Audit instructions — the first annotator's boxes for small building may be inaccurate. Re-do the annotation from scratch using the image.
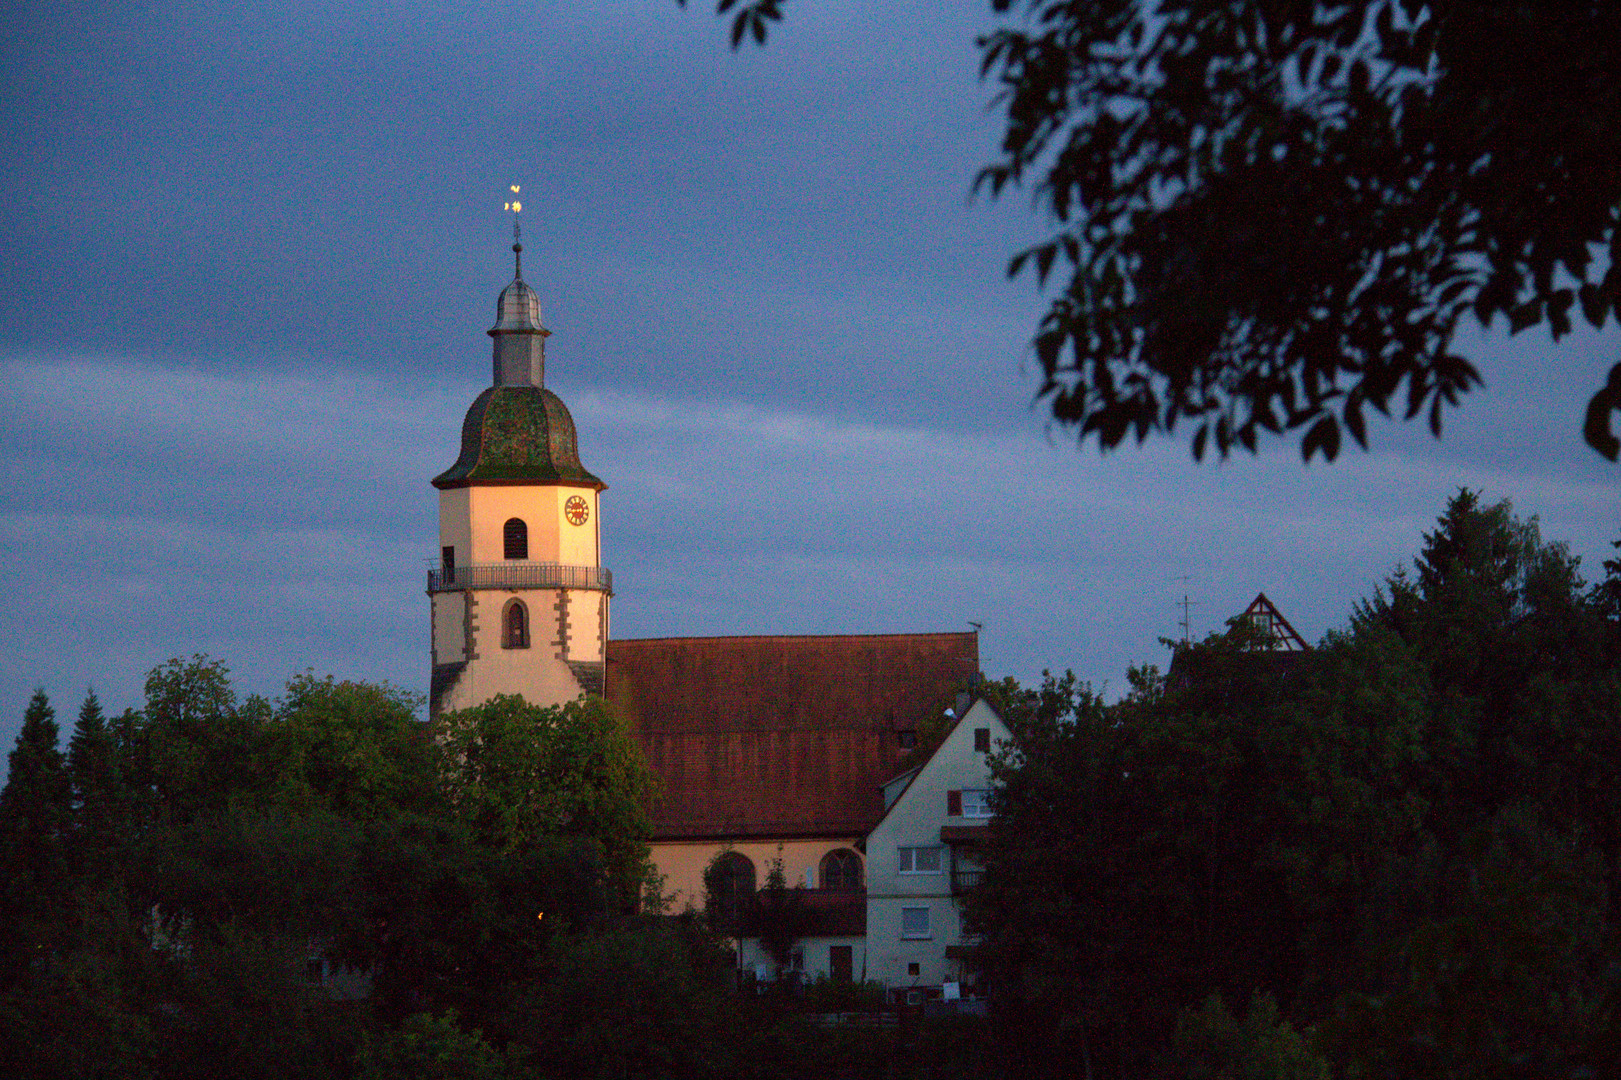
[864,697,1009,1000]
[1167,592,1313,695]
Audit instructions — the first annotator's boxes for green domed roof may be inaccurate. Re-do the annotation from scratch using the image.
[432,385,604,489]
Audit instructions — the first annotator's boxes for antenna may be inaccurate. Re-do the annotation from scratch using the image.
[503,184,523,278]
[1170,575,1197,645]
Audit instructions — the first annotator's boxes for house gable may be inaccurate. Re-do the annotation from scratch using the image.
[868,698,1010,853]
[864,697,1010,994]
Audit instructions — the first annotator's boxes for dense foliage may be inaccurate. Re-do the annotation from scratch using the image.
[967,491,1621,1078]
[695,0,1621,460]
[437,694,654,909]
[0,675,677,1079]
[1,671,998,1079]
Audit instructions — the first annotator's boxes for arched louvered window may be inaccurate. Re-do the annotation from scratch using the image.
[503,518,528,560]
[820,848,863,892]
[503,600,529,649]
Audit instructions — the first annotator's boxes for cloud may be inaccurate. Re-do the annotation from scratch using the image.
[2,338,1617,753]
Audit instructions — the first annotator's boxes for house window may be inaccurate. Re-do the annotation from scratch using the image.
[960,789,993,818]
[901,907,931,939]
[898,846,942,874]
[907,962,921,977]
[974,727,990,752]
[821,848,863,891]
[503,517,528,560]
[441,546,455,580]
[503,600,529,649]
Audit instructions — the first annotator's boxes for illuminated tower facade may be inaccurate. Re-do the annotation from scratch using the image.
[427,223,610,716]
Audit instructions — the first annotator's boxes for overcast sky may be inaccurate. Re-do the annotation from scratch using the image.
[2,0,1616,751]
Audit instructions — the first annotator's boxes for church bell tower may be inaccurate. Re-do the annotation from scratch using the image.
[428,201,610,716]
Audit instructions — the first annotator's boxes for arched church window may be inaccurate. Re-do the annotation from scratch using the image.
[705,851,756,931]
[503,518,528,560]
[820,848,863,892]
[503,600,529,649]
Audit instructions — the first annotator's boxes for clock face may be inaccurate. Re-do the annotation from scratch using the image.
[564,495,589,526]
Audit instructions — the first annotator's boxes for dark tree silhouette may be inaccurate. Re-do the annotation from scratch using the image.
[696,0,1621,461]
[0,691,71,987]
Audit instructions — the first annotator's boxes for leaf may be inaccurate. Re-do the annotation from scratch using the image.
[1034,328,1065,372]
[1583,362,1621,461]
[1584,389,1621,461]
[1301,415,1340,462]
[1508,299,1542,335]
[1034,242,1059,285]
[1579,283,1609,329]
[1548,288,1575,339]
[1437,277,1473,308]
[1344,398,1368,449]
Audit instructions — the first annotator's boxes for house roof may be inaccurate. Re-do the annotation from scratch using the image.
[604,632,980,841]
[1240,593,1310,651]
[1165,592,1313,692]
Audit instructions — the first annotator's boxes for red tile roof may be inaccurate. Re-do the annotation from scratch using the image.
[605,633,980,841]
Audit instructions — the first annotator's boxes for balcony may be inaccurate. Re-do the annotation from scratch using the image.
[427,562,613,594]
[951,869,985,896]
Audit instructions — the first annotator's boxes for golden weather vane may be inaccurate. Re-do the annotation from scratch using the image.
[503,184,523,275]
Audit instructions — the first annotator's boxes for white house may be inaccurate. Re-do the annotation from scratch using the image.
[864,697,1010,1001]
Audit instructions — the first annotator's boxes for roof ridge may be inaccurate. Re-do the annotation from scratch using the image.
[609,630,976,645]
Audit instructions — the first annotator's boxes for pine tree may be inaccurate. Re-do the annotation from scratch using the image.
[2,689,71,855]
[68,690,121,872]
[0,690,72,986]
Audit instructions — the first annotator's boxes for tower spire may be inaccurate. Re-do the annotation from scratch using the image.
[491,184,549,386]
[428,203,609,717]
[504,184,524,280]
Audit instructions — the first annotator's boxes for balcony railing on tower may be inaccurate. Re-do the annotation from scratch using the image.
[427,562,613,594]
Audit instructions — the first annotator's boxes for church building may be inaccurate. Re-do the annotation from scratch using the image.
[428,226,982,955]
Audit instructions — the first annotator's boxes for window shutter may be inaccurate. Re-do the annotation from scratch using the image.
[947,790,962,815]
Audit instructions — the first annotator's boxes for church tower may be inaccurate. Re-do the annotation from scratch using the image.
[428,209,610,717]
